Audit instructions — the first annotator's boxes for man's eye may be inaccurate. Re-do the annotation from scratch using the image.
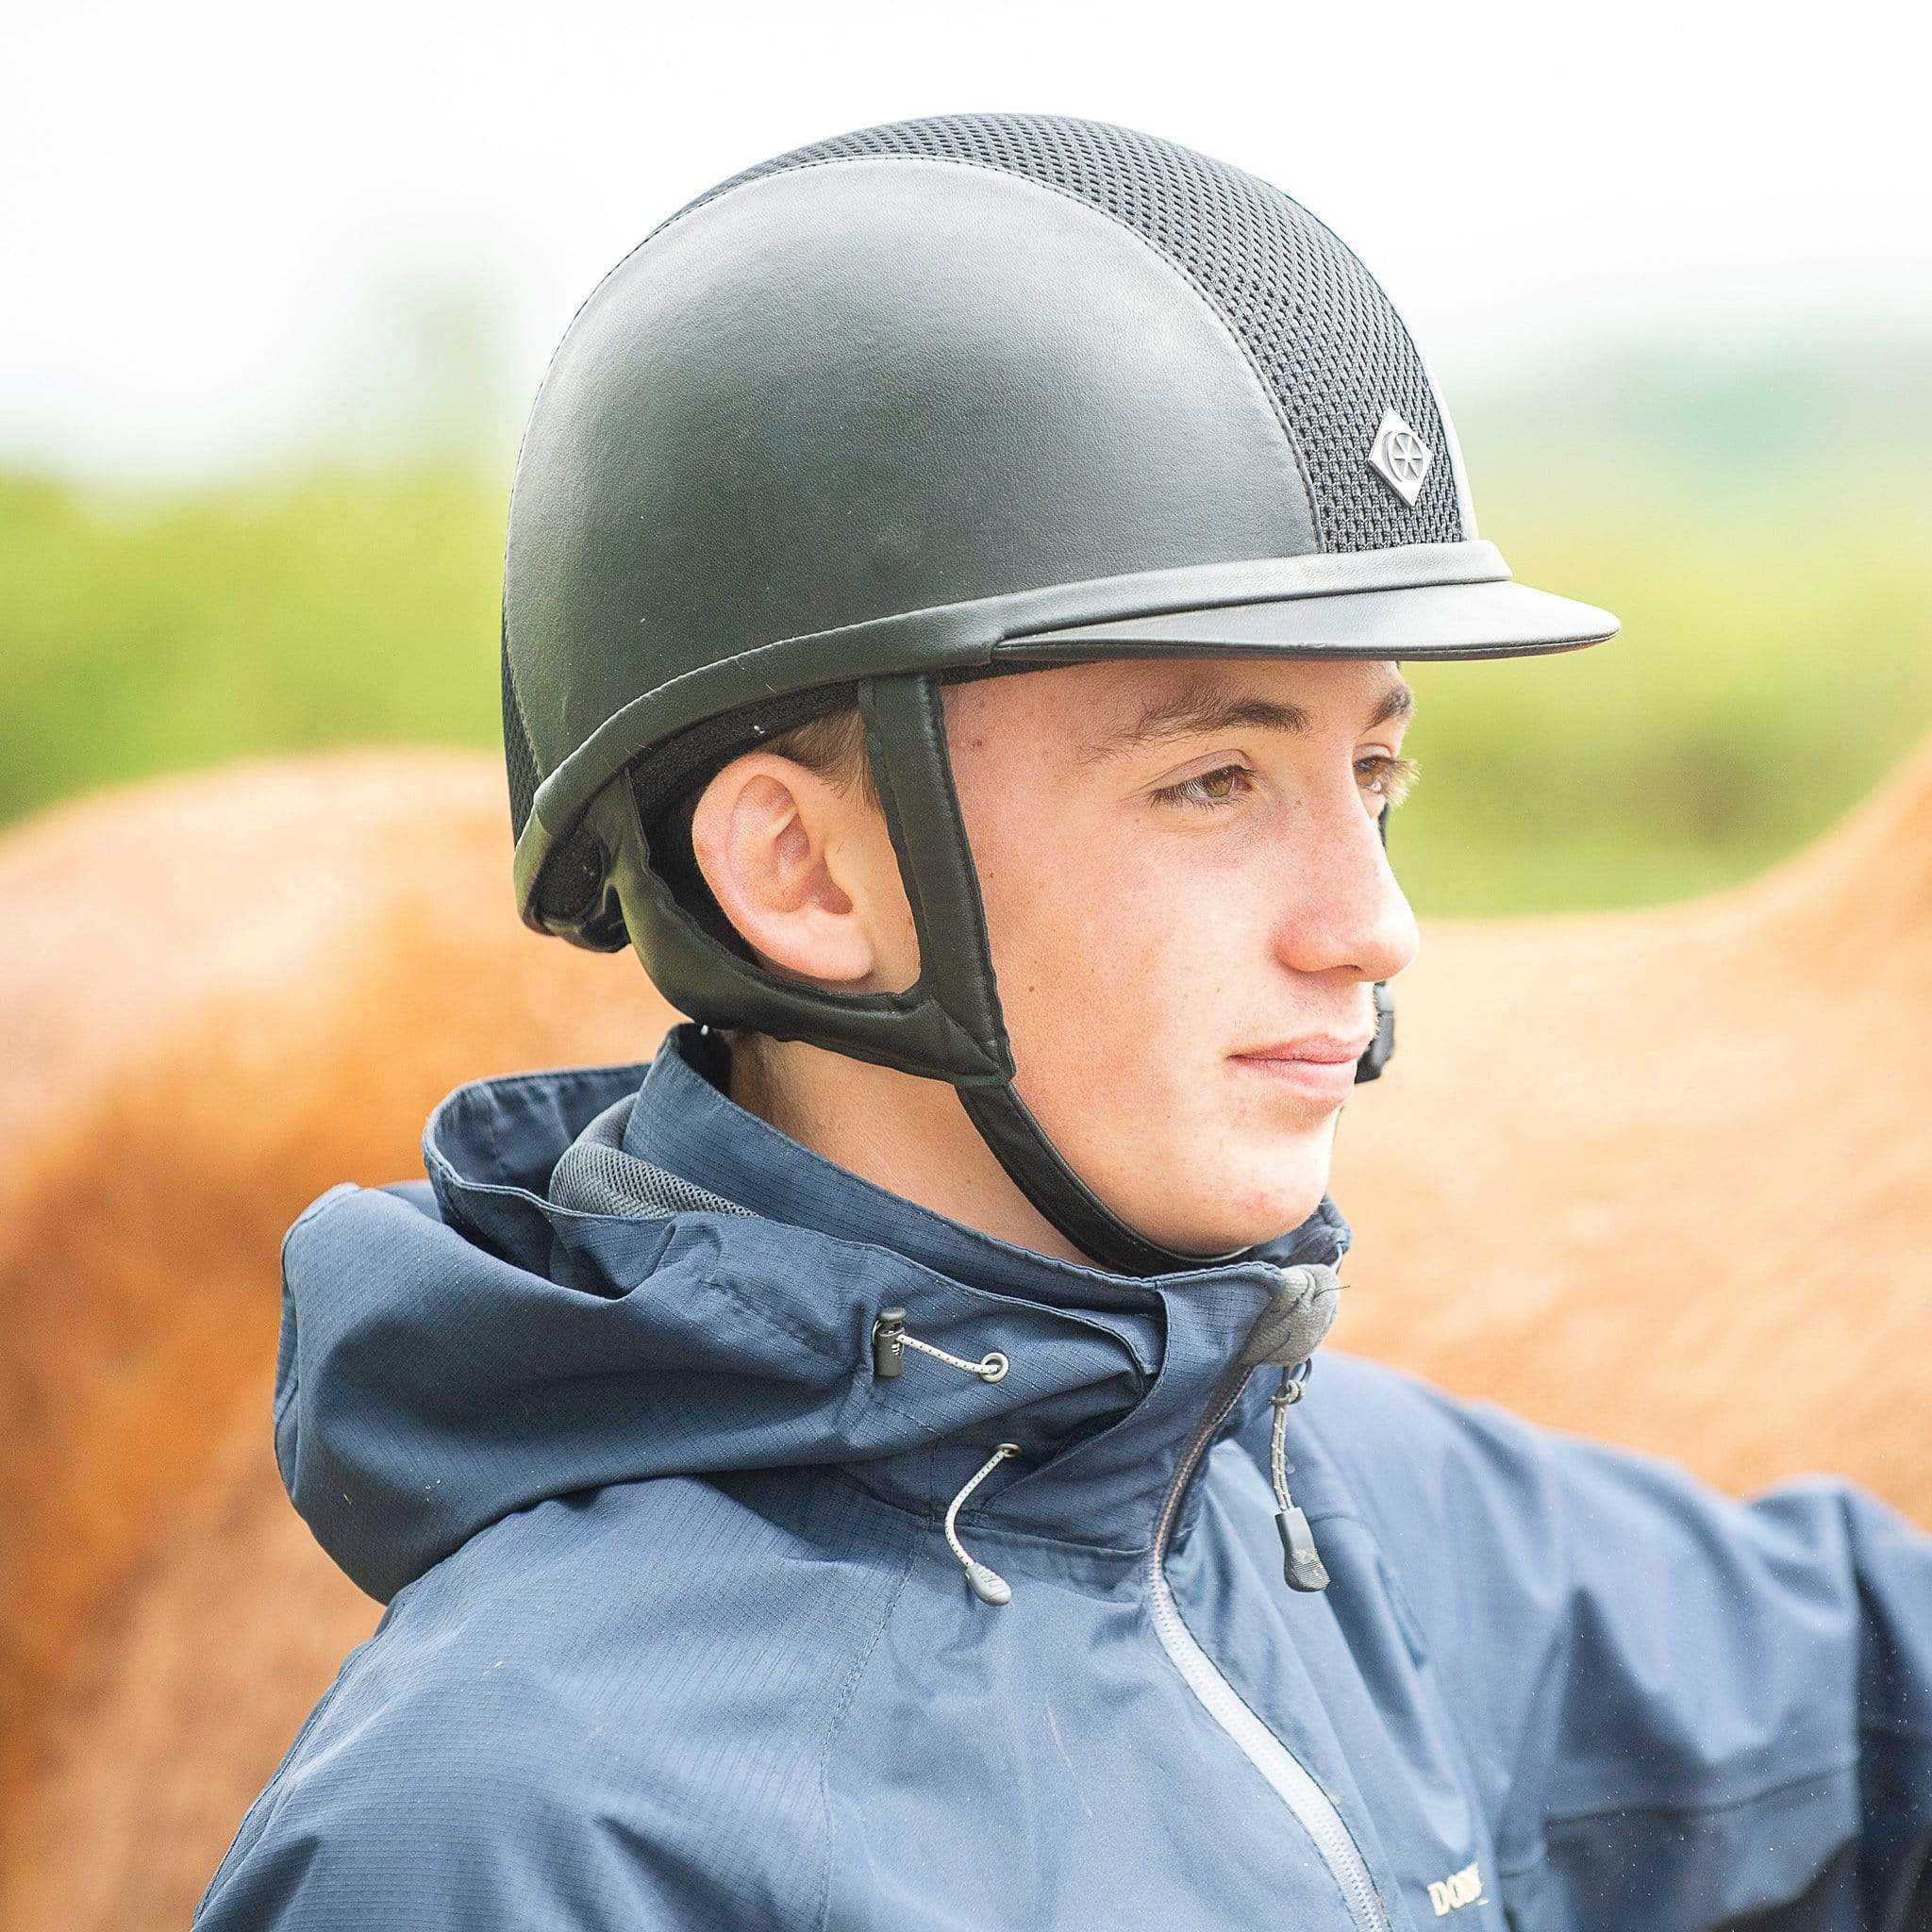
[1152,763,1254,810]
[1357,753,1421,810]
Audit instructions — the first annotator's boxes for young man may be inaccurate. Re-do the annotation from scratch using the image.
[196,114,1932,1929]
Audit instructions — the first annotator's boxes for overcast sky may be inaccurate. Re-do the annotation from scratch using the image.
[8,0,1927,479]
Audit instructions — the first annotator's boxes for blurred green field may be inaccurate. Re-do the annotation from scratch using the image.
[1404,468,1932,910]
[4,435,1929,918]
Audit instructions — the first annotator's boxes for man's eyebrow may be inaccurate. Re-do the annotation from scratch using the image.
[1074,674,1414,766]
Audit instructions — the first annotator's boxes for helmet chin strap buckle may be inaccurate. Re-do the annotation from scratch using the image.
[1355,979,1395,1084]
[1351,805,1397,1085]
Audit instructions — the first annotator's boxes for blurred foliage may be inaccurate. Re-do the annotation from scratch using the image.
[1398,468,1932,912]
[4,341,1930,916]
[0,460,506,822]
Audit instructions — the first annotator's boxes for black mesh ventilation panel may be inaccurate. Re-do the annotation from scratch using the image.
[649,111,1461,553]
[502,629,542,840]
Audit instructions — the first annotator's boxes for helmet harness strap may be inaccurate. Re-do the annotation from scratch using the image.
[858,672,1389,1276]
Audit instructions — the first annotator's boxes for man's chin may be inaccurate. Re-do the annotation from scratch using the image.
[1058,1119,1334,1263]
[1130,1178,1334,1263]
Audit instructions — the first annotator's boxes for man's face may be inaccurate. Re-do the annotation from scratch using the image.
[940,654,1421,1257]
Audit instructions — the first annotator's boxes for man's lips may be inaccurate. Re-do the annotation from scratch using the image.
[1227,1033,1376,1104]
[1230,1032,1377,1066]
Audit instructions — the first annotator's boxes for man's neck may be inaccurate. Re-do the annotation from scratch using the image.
[724,1032,1093,1265]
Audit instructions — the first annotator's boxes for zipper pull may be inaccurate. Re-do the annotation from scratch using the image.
[1268,1366,1329,1593]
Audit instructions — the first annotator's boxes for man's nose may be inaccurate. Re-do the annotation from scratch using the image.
[1271,800,1420,988]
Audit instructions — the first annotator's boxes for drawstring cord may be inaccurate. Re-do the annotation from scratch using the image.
[943,1441,1022,1605]
[1268,1360,1329,1592]
[871,1306,1008,1383]
[870,1306,1021,1607]
[1238,1260,1344,1597]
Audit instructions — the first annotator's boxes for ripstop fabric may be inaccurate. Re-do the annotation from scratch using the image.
[193,1025,1932,1931]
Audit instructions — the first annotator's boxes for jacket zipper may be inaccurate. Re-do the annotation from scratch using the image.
[1144,1365,1393,1932]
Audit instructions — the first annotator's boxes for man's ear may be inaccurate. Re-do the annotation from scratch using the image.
[689,754,916,991]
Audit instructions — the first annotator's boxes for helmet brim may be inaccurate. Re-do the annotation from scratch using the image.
[994,574,1617,662]
[514,543,1617,944]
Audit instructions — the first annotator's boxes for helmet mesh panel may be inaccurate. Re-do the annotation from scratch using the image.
[502,635,541,839]
[650,111,1460,553]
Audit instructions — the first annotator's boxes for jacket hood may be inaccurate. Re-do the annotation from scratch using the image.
[274,1024,1352,1603]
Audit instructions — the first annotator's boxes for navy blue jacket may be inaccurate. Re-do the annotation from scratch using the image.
[194,1024,1932,1930]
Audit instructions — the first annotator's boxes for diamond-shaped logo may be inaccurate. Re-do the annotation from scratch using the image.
[1366,407,1432,507]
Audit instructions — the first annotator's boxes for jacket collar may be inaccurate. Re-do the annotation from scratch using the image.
[278,1028,1349,1603]
[617,1024,1353,1556]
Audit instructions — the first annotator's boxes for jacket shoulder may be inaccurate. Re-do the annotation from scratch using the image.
[197,1469,916,1930]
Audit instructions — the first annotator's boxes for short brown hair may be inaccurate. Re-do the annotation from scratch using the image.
[751,705,877,812]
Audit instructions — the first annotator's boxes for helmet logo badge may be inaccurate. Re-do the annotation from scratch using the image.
[1367,407,1432,507]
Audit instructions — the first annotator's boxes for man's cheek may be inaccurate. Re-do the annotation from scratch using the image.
[1002,856,1226,1058]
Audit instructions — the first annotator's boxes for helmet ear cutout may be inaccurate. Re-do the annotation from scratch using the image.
[597,698,1005,1089]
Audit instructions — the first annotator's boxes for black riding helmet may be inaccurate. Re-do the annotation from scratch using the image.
[500,112,1618,1275]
